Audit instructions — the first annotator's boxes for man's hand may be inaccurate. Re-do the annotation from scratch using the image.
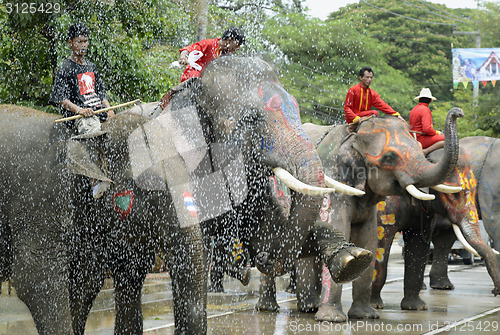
[179,50,189,66]
[396,114,407,123]
[347,120,359,133]
[78,107,94,117]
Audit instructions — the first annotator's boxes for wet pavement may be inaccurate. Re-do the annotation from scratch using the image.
[1,245,499,334]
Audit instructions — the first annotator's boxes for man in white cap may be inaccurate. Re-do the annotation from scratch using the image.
[409,88,444,155]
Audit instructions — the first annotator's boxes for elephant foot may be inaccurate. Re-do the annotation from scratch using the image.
[238,267,251,286]
[315,304,347,322]
[347,302,380,319]
[401,296,427,310]
[370,295,384,309]
[327,247,373,284]
[430,276,454,290]
[297,296,319,313]
[255,296,280,312]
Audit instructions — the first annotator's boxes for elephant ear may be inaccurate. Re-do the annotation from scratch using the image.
[66,138,111,182]
[335,134,367,191]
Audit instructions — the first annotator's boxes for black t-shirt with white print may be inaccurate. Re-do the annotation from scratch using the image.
[49,58,108,127]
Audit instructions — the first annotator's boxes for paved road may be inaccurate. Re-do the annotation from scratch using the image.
[1,246,499,334]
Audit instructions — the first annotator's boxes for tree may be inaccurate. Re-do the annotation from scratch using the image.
[262,12,415,124]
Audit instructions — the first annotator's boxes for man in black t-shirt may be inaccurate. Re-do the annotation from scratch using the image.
[50,22,114,134]
[50,23,113,198]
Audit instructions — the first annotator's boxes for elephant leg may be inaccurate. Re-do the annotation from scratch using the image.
[12,228,73,335]
[313,222,373,284]
[295,256,322,312]
[255,273,280,311]
[209,236,225,293]
[348,217,380,320]
[371,226,397,309]
[315,267,346,322]
[429,227,456,290]
[168,225,207,334]
[112,267,149,334]
[69,245,106,335]
[401,227,429,310]
[285,265,296,294]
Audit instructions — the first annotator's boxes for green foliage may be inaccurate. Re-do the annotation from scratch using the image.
[262,12,415,124]
[0,0,188,108]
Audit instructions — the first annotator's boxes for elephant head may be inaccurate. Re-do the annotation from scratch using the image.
[194,56,350,276]
[428,148,500,296]
[323,108,463,201]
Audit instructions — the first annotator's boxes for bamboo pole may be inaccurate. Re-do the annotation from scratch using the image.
[54,99,141,123]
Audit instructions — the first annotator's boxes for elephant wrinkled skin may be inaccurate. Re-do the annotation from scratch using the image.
[301,108,462,322]
[372,147,500,312]
[0,105,207,335]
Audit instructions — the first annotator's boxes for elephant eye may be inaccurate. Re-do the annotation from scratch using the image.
[380,151,399,166]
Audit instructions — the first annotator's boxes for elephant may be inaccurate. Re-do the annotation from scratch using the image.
[0,103,209,334]
[296,108,463,322]
[389,136,500,296]
[460,136,500,251]
[371,147,500,312]
[187,56,373,299]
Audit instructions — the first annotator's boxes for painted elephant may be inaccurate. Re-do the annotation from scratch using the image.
[0,105,207,334]
[189,56,372,297]
[371,147,500,312]
[460,136,500,250]
[298,108,463,322]
[398,136,500,295]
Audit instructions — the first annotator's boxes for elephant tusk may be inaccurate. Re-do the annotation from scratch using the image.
[405,185,435,201]
[324,175,365,196]
[431,184,463,194]
[273,167,336,196]
[452,224,481,258]
[493,249,500,255]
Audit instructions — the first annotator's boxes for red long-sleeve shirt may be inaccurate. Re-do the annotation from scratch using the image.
[344,83,398,124]
[179,38,221,82]
[409,102,444,149]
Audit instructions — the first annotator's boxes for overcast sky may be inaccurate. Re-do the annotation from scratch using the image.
[303,0,484,20]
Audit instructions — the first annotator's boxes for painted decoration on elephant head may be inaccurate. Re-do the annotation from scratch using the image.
[113,190,134,220]
[268,175,292,217]
[258,82,312,147]
[439,165,481,240]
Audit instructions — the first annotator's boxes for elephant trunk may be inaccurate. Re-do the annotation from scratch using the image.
[263,131,326,276]
[454,221,500,296]
[415,108,463,187]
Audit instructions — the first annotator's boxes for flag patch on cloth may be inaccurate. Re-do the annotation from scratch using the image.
[113,190,134,220]
[183,192,198,218]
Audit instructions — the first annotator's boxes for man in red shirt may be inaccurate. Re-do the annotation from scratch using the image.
[409,88,444,155]
[178,26,246,82]
[344,66,402,132]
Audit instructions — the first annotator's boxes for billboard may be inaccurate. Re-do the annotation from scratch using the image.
[452,48,500,87]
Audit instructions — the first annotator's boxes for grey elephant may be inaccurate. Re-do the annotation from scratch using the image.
[371,147,500,312]
[406,136,500,293]
[190,56,372,292]
[298,109,462,322]
[0,105,207,334]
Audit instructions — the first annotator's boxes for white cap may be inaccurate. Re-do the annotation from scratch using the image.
[415,88,436,100]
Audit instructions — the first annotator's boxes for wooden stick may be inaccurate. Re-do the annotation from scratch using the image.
[54,99,141,123]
